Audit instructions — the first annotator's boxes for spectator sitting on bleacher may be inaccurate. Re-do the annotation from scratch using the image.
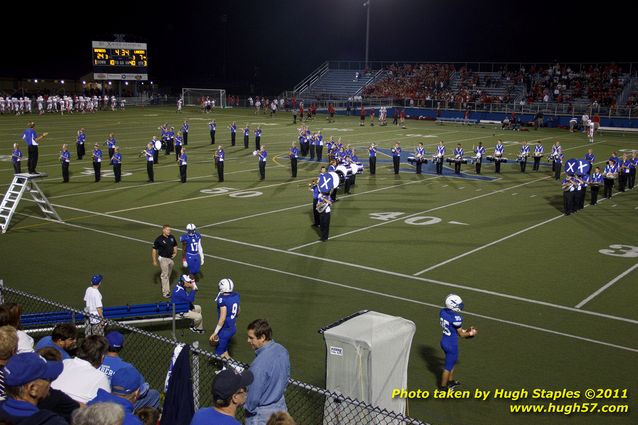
[51,335,110,404]
[98,331,160,410]
[171,274,204,334]
[88,366,144,425]
[36,347,80,423]
[0,352,66,425]
[0,325,18,402]
[0,303,34,354]
[34,324,78,360]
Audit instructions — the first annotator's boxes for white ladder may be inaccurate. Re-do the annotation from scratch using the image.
[0,173,62,234]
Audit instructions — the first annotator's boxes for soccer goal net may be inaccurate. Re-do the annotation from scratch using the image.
[181,88,227,109]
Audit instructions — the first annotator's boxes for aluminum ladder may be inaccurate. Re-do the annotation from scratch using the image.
[0,173,62,234]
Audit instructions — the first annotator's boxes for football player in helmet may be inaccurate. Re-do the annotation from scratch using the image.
[180,223,204,277]
[439,294,478,391]
[209,278,240,359]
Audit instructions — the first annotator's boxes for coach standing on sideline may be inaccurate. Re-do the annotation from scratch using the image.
[152,225,178,298]
[22,121,48,174]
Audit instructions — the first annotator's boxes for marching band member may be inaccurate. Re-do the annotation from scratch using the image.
[391,142,401,174]
[104,133,117,159]
[590,167,603,205]
[255,126,262,151]
[577,173,589,210]
[60,144,71,183]
[619,153,631,192]
[310,175,320,227]
[553,150,564,181]
[368,143,377,175]
[550,141,562,173]
[257,145,267,180]
[174,131,183,161]
[609,151,620,167]
[519,141,530,172]
[208,120,216,144]
[229,121,236,146]
[289,141,299,178]
[493,139,505,173]
[435,141,445,175]
[603,159,618,199]
[167,126,176,154]
[153,135,161,164]
[214,145,225,182]
[315,131,324,162]
[178,146,188,183]
[415,142,425,174]
[561,174,577,215]
[243,125,250,149]
[532,140,544,171]
[317,191,333,242]
[629,151,637,189]
[473,142,485,174]
[309,133,316,160]
[328,160,338,202]
[453,143,464,175]
[585,149,595,174]
[11,143,22,174]
[181,120,189,145]
[143,142,155,183]
[92,143,102,182]
[111,146,122,183]
[76,128,86,160]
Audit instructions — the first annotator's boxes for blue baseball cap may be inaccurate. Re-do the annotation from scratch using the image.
[4,352,63,386]
[91,274,103,285]
[111,366,142,395]
[106,331,124,350]
[212,368,254,400]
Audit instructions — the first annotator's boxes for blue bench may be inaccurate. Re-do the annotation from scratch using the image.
[21,302,191,338]
[435,117,478,125]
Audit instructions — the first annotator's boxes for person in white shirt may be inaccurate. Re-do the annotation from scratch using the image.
[84,275,105,336]
[51,335,110,403]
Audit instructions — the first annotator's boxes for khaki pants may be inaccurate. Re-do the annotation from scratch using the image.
[185,305,203,329]
[159,256,174,297]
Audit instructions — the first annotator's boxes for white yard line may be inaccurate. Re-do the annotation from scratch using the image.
[14,212,638,353]
[575,263,638,309]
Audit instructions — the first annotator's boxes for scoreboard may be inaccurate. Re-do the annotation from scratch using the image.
[92,41,148,81]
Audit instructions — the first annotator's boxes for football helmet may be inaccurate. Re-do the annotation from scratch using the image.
[218,278,234,293]
[186,223,196,234]
[445,294,464,312]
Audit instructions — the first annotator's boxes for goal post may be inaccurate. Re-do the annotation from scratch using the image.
[181,88,227,108]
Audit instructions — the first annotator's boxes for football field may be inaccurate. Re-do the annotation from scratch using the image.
[0,106,636,425]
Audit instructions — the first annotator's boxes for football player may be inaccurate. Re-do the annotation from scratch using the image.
[180,224,204,277]
[439,294,478,391]
[210,278,240,359]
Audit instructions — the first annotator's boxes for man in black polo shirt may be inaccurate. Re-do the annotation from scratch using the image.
[152,225,178,298]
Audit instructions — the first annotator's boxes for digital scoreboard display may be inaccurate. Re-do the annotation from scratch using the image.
[92,41,148,81]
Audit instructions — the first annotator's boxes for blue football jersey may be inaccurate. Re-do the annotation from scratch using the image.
[440,308,463,345]
[217,292,240,330]
[180,232,201,255]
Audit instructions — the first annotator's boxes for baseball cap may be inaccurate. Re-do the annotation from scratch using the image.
[111,366,142,395]
[106,331,124,350]
[180,274,194,283]
[4,352,63,386]
[212,369,254,400]
[91,274,103,285]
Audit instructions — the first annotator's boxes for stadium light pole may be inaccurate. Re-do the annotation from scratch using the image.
[364,0,371,70]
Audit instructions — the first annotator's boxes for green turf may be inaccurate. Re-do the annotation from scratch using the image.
[1,106,637,425]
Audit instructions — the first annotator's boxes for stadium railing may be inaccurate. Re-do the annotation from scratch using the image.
[0,282,429,425]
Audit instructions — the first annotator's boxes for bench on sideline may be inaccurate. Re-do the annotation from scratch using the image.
[435,117,479,125]
[598,126,638,134]
[21,301,191,339]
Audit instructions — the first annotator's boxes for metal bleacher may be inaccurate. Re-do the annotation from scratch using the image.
[299,69,376,98]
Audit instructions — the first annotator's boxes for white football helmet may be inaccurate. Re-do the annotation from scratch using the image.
[186,223,196,234]
[445,294,464,312]
[218,278,234,293]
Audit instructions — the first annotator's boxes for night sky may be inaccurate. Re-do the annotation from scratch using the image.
[4,0,634,94]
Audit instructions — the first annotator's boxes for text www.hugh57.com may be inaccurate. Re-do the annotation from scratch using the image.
[510,402,629,415]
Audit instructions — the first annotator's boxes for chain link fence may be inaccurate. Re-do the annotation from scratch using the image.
[0,282,428,425]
